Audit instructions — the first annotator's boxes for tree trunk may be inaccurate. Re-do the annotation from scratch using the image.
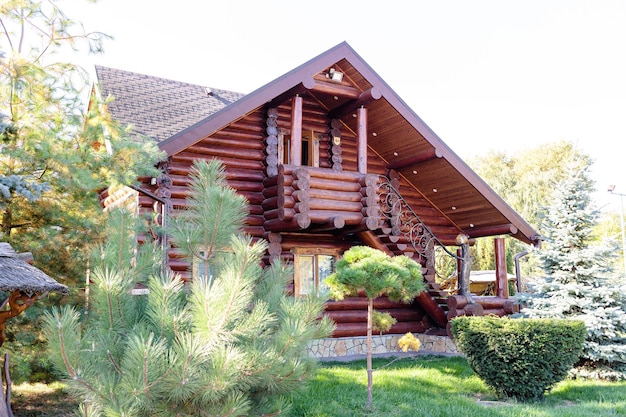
[0,353,13,417]
[1,208,11,238]
[366,298,373,408]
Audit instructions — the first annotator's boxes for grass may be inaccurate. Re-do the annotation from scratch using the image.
[8,356,626,417]
[12,381,79,416]
[287,356,626,417]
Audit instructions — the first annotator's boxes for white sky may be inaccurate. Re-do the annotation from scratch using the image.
[66,0,626,211]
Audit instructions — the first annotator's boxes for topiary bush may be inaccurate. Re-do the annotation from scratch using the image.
[450,316,585,401]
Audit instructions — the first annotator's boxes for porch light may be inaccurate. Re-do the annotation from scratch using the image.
[328,68,344,82]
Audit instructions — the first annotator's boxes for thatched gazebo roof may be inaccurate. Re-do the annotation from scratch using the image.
[0,243,68,295]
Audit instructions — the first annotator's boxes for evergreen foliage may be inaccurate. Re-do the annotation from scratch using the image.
[0,0,163,380]
[451,316,586,401]
[325,246,425,408]
[519,161,626,378]
[43,160,333,416]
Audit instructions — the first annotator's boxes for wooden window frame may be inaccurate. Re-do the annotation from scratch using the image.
[292,247,342,296]
[278,129,320,167]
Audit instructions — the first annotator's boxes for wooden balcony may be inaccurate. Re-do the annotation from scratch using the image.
[262,164,381,232]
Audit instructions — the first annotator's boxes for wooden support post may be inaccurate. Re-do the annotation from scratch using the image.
[494,237,509,298]
[357,107,367,174]
[290,95,303,166]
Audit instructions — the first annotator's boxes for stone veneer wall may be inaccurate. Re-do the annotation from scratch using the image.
[308,334,460,359]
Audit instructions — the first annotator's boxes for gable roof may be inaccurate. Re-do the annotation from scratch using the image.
[96,42,539,246]
[95,66,245,143]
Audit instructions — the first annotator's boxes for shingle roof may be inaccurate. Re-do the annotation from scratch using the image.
[95,66,245,143]
[0,243,68,295]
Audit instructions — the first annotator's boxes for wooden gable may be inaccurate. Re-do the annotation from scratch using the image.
[96,42,538,337]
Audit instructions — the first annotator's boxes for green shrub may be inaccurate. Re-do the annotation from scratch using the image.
[450,315,585,401]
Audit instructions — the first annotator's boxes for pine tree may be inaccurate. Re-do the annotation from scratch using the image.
[520,160,626,378]
[325,246,425,408]
[43,160,334,416]
[1,0,164,381]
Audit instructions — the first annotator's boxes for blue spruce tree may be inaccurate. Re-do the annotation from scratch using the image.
[521,160,626,379]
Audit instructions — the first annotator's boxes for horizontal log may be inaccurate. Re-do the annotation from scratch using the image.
[306,217,345,231]
[210,129,265,142]
[187,143,264,161]
[282,164,365,182]
[307,198,363,212]
[331,321,429,338]
[243,225,264,237]
[324,308,423,324]
[307,188,363,202]
[307,177,362,192]
[262,195,295,210]
[325,296,406,311]
[174,153,264,171]
[246,214,264,226]
[263,207,295,221]
[201,134,265,150]
[264,213,311,231]
[262,185,293,199]
[448,295,517,311]
[308,210,363,225]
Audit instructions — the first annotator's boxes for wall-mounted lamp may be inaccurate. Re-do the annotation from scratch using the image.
[328,68,344,83]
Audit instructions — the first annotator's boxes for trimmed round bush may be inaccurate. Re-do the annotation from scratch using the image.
[450,316,585,401]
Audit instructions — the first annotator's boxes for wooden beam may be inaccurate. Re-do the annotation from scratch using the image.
[494,238,509,298]
[463,223,518,238]
[328,87,382,119]
[387,148,442,170]
[267,77,315,107]
[357,107,367,174]
[290,95,303,166]
[307,79,361,99]
[357,231,393,256]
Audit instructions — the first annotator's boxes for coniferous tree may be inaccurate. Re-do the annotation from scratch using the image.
[325,246,425,408]
[0,0,164,381]
[520,160,626,378]
[44,159,333,416]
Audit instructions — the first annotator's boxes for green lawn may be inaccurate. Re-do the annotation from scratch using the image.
[288,356,626,417]
[10,356,626,417]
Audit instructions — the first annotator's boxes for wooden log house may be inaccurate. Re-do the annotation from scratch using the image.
[95,42,540,339]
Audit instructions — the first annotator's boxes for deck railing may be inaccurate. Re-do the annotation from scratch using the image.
[376,175,466,282]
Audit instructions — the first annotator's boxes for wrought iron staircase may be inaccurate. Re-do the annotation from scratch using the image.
[372,175,468,329]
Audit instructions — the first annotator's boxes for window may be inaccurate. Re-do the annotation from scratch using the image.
[292,248,341,296]
[278,129,320,167]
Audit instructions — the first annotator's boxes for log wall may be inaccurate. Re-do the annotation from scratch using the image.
[105,98,454,335]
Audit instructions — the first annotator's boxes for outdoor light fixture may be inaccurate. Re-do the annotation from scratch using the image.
[328,68,344,83]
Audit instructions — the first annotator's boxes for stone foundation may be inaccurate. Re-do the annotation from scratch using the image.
[308,333,460,359]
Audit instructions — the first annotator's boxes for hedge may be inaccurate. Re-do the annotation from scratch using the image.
[450,316,585,401]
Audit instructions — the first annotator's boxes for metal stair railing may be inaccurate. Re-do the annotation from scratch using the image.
[376,175,465,282]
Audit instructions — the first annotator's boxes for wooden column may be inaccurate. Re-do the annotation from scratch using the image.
[357,106,368,174]
[494,238,509,298]
[290,95,303,166]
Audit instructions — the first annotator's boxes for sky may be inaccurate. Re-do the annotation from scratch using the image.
[65,0,626,211]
